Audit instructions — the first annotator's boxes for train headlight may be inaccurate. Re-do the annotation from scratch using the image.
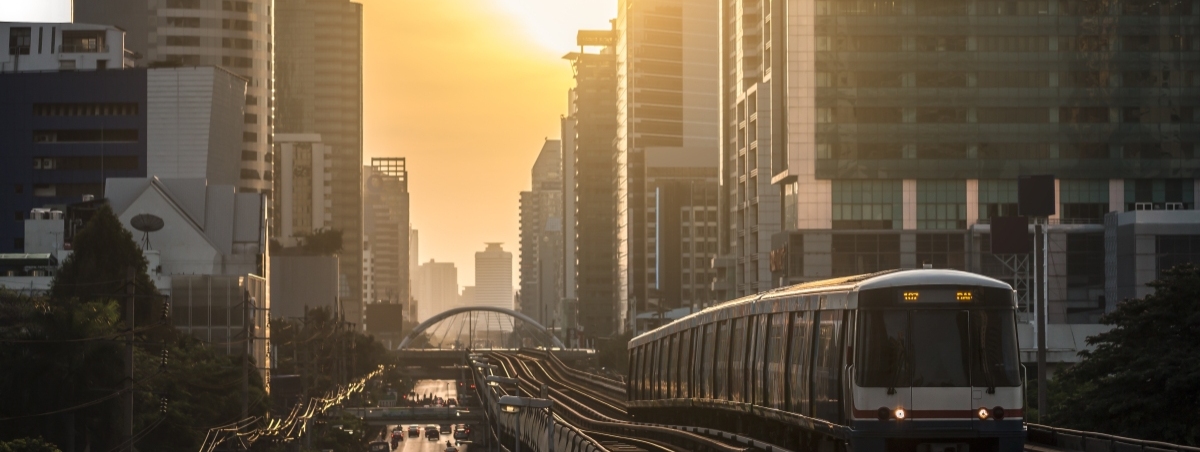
[992,406,1005,421]
[894,408,906,420]
[877,407,890,421]
[977,407,990,420]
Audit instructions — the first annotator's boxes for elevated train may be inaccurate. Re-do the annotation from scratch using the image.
[627,269,1024,452]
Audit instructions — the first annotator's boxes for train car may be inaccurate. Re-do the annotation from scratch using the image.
[627,269,1024,452]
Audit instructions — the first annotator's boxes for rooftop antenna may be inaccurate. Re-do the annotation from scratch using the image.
[130,213,164,250]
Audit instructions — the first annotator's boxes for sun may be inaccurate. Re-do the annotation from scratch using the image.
[489,0,616,55]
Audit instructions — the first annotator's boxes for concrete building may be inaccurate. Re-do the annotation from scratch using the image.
[273,133,332,246]
[714,0,782,300]
[756,0,1200,326]
[0,63,246,253]
[275,0,365,326]
[362,158,410,325]
[1,22,133,71]
[269,254,339,320]
[563,27,619,339]
[105,177,270,380]
[415,259,458,323]
[614,0,720,333]
[519,139,564,328]
[474,243,513,311]
[75,0,274,194]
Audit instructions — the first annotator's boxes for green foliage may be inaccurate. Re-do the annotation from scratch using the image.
[272,307,396,397]
[308,413,383,452]
[1048,263,1200,445]
[270,229,344,256]
[0,437,62,452]
[50,204,161,325]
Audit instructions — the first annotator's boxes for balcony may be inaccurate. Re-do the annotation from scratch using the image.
[59,43,109,53]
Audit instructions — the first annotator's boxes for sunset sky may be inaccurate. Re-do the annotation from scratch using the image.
[358,0,615,290]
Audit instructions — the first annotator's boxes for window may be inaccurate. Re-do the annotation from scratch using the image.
[832,180,903,230]
[241,151,257,161]
[1062,72,1111,88]
[977,36,1050,52]
[916,108,968,123]
[1123,143,1194,159]
[223,37,253,49]
[33,129,138,143]
[32,156,139,170]
[166,0,201,8]
[1061,107,1110,123]
[240,169,260,180]
[1124,179,1195,210]
[1156,236,1200,279]
[977,108,1050,123]
[222,56,253,68]
[979,179,1018,220]
[977,72,1050,88]
[977,0,1050,15]
[917,144,969,159]
[242,132,258,143]
[223,19,253,31]
[832,234,901,275]
[1060,180,1109,222]
[1061,143,1109,159]
[9,27,31,55]
[244,113,257,124]
[37,103,138,116]
[978,143,1053,159]
[223,0,252,12]
[915,36,967,51]
[166,17,201,28]
[165,35,201,47]
[916,233,966,269]
[916,72,968,88]
[917,180,966,230]
[1066,233,1105,303]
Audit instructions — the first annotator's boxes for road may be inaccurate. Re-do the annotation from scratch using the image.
[380,379,479,452]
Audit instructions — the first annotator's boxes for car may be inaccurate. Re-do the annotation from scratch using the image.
[407,425,420,437]
[425,425,439,441]
[446,398,458,406]
[453,428,469,441]
[439,424,451,434]
[367,441,391,452]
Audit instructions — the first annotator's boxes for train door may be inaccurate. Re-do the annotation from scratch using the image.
[909,310,972,420]
[969,309,1022,423]
[787,310,814,416]
[812,310,845,423]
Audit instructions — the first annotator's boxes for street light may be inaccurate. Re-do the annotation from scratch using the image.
[497,395,555,452]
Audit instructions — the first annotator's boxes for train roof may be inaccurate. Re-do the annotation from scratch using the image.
[629,269,1013,348]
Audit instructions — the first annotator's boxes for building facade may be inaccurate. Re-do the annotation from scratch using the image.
[75,0,274,194]
[760,0,1200,324]
[0,65,246,253]
[362,158,410,325]
[275,0,365,328]
[274,133,332,245]
[615,0,720,332]
[474,243,513,312]
[518,139,564,327]
[1,22,133,71]
[563,27,619,339]
[415,259,458,323]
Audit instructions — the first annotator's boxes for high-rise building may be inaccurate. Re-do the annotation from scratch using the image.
[563,27,619,339]
[415,259,457,323]
[75,0,274,194]
[519,140,564,327]
[614,0,720,333]
[474,243,513,311]
[275,0,365,326]
[714,0,782,300]
[363,159,410,325]
[758,0,1200,324]
[274,133,332,246]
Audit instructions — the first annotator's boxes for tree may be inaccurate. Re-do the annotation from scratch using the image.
[51,204,162,325]
[1048,263,1200,445]
[0,437,62,452]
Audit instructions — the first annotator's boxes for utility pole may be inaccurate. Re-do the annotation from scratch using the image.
[124,267,135,452]
[242,289,250,422]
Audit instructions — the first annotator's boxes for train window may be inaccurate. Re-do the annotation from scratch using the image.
[680,328,693,398]
[813,310,844,423]
[910,310,970,387]
[856,310,912,387]
[730,317,747,402]
[701,323,716,398]
[714,320,731,400]
[970,310,1021,387]
[788,311,814,415]
[765,313,788,409]
[751,315,769,405]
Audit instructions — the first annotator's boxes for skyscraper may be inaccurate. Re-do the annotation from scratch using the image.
[519,139,564,327]
[615,0,720,332]
[75,0,273,194]
[563,27,619,339]
[275,0,365,330]
[474,243,513,312]
[274,133,333,245]
[415,259,458,323]
[756,0,1199,323]
[363,158,409,325]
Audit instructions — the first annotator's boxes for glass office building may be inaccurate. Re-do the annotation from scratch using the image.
[757,0,1200,323]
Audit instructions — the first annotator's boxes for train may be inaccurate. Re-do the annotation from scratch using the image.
[627,269,1024,452]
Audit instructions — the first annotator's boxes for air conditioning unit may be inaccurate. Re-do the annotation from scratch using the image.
[1165,202,1184,210]
[1135,202,1153,211]
[49,210,63,219]
[29,208,50,220]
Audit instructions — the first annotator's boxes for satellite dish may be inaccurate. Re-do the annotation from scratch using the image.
[130,214,164,249]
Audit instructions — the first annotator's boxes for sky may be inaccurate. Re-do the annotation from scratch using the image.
[358,0,616,291]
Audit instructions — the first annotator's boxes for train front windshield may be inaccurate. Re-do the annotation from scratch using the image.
[856,292,1021,388]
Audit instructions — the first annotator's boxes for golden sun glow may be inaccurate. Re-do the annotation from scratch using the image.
[490,0,616,54]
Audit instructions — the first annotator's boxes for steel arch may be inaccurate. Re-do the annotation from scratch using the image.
[396,306,566,350]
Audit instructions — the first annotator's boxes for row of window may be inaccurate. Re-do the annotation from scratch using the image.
[815,107,1199,124]
[32,103,139,116]
[32,129,138,143]
[815,0,1195,16]
[819,71,1199,89]
[817,143,1191,160]
[818,35,1196,53]
[32,156,139,170]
